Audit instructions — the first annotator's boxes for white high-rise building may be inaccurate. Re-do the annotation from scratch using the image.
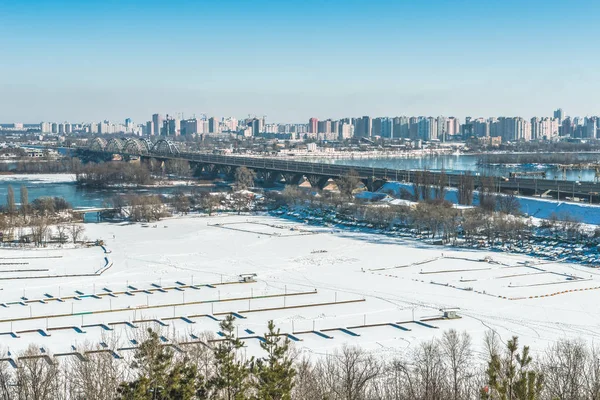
[40,122,52,133]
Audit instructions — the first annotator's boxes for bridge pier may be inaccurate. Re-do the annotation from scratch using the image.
[218,165,235,179]
[361,178,387,192]
[282,173,303,186]
[256,170,280,187]
[306,175,331,190]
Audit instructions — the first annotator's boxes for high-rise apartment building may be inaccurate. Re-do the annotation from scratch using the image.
[380,117,393,138]
[392,117,410,139]
[208,117,220,134]
[162,116,180,136]
[152,114,162,136]
[339,122,354,140]
[585,117,597,139]
[40,122,52,133]
[308,118,318,134]
[145,121,154,136]
[554,108,564,124]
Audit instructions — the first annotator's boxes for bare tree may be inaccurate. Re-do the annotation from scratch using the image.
[55,224,69,244]
[20,185,29,217]
[234,166,256,191]
[0,350,13,400]
[458,173,474,205]
[232,192,252,215]
[478,176,497,212]
[336,169,361,200]
[412,339,448,400]
[318,345,381,400]
[65,348,124,400]
[30,217,49,246]
[200,193,222,216]
[440,330,473,400]
[496,193,521,216]
[434,170,448,202]
[69,224,85,244]
[292,357,324,400]
[14,345,62,400]
[543,339,587,400]
[584,345,600,399]
[6,185,15,216]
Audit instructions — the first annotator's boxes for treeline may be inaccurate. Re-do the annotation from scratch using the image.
[75,162,152,188]
[2,317,600,399]
[75,160,199,188]
[0,184,84,246]
[264,183,591,249]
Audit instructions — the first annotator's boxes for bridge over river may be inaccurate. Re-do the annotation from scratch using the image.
[80,137,600,202]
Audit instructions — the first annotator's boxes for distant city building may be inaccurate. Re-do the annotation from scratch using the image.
[152,114,162,136]
[554,108,564,124]
[144,121,153,136]
[40,122,52,133]
[339,122,354,140]
[162,116,180,136]
[308,118,318,134]
[208,117,220,134]
[585,117,597,139]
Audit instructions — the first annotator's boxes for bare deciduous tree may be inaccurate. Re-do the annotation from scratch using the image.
[14,345,62,400]
[318,345,381,400]
[55,224,69,244]
[65,348,124,400]
[440,330,474,400]
[30,217,49,246]
[69,224,85,244]
[234,167,256,191]
[336,169,361,200]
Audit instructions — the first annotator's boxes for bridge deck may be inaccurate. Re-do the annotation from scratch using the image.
[86,149,600,199]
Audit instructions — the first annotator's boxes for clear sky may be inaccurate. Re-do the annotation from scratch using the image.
[1,0,599,123]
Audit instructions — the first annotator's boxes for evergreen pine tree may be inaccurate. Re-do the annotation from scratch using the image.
[209,314,250,400]
[252,320,296,400]
[481,336,543,400]
[118,328,206,400]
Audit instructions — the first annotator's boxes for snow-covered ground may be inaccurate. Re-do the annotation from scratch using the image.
[378,181,600,225]
[1,214,599,361]
[0,173,76,183]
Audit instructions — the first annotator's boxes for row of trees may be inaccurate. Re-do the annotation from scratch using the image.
[75,162,152,188]
[4,185,72,217]
[4,317,600,400]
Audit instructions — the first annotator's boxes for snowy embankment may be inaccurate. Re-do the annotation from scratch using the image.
[0,173,76,183]
[377,181,600,225]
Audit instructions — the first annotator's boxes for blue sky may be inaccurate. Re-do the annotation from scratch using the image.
[1,0,599,123]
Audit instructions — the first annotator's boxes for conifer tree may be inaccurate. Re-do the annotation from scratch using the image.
[481,336,543,400]
[252,320,296,400]
[118,328,205,400]
[209,314,250,400]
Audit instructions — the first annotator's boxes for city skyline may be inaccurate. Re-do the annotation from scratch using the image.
[2,0,600,122]
[26,108,600,143]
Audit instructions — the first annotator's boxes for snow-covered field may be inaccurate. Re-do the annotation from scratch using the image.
[1,214,599,361]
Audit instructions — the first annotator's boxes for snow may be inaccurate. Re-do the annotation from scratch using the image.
[378,181,600,225]
[1,214,600,360]
[0,173,76,183]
